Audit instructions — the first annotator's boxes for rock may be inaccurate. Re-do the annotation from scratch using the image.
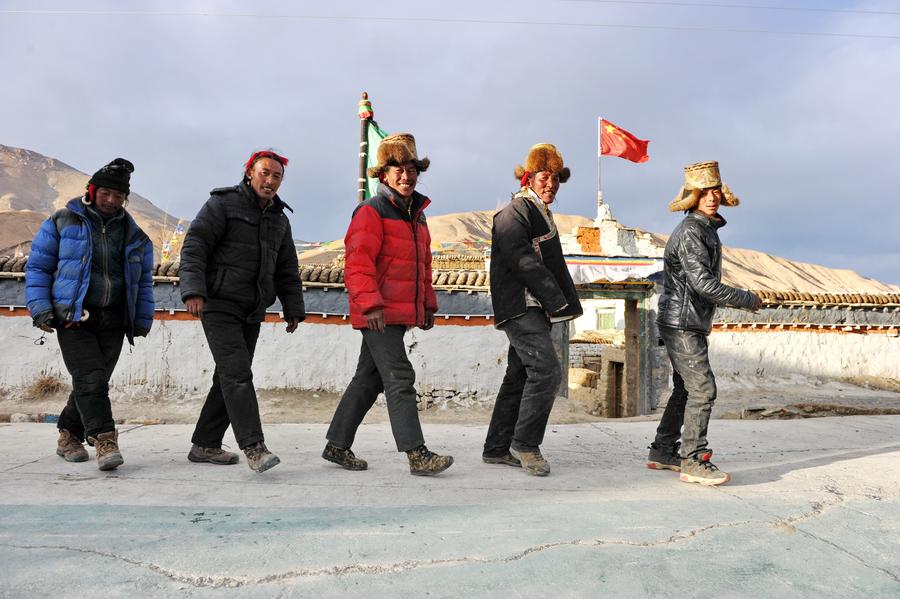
[569,368,598,388]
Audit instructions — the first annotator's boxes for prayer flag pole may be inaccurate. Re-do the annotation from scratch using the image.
[357,92,373,203]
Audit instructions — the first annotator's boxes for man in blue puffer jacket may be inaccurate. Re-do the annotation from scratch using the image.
[25,158,154,471]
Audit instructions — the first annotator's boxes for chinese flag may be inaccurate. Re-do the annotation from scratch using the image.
[600,118,650,163]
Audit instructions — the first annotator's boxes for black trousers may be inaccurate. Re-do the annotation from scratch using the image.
[56,306,125,441]
[327,326,425,452]
[483,309,562,456]
[191,311,264,450]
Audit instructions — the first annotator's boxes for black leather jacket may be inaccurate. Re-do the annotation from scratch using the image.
[656,212,756,335]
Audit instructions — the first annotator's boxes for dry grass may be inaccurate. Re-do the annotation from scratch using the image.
[841,376,900,394]
[24,374,66,399]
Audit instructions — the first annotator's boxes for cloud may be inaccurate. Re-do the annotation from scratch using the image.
[1,0,897,284]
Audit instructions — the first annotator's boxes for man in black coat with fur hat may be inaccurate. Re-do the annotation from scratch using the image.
[483,143,583,476]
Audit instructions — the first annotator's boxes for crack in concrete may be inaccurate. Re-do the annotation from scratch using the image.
[793,525,900,584]
[718,484,900,584]
[0,513,836,588]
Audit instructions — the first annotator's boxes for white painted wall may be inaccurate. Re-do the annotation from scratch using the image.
[571,298,625,335]
[709,331,900,380]
[0,316,511,399]
[4,316,897,405]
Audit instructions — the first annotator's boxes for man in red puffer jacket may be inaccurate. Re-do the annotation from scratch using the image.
[323,133,454,477]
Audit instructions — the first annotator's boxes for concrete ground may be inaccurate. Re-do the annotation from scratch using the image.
[1,417,899,598]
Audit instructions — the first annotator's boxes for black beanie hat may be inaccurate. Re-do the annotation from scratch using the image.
[88,158,134,195]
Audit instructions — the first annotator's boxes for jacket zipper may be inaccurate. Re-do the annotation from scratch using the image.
[410,201,421,326]
[101,221,111,306]
[255,203,269,315]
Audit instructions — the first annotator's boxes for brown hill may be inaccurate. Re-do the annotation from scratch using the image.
[0,145,180,257]
[300,208,898,294]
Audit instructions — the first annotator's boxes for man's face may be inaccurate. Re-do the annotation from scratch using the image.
[530,171,560,205]
[248,157,284,202]
[382,162,418,198]
[695,187,723,218]
[94,187,127,217]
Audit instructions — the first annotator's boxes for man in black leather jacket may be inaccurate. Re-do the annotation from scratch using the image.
[647,161,761,486]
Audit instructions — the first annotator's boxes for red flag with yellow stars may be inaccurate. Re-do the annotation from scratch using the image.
[599,118,650,163]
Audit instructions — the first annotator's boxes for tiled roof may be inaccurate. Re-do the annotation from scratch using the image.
[3,257,899,306]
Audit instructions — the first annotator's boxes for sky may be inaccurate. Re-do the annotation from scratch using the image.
[3,0,899,284]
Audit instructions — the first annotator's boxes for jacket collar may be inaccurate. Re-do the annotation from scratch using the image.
[66,197,148,245]
[688,210,727,230]
[374,183,431,219]
[238,180,293,213]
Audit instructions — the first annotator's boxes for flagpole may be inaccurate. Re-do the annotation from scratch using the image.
[597,116,603,220]
[357,92,372,203]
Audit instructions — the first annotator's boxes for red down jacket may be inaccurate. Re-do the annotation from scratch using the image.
[344,186,438,329]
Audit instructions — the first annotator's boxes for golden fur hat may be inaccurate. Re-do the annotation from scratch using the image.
[367,133,430,178]
[669,161,740,212]
[514,143,571,184]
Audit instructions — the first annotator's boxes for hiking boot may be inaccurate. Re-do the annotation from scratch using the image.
[680,451,730,486]
[482,452,521,467]
[188,444,240,465]
[406,445,454,476]
[56,429,88,463]
[88,430,124,471]
[647,442,681,472]
[511,448,550,476]
[322,442,368,471]
[243,441,280,473]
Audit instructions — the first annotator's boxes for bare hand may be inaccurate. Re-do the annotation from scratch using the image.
[285,317,300,333]
[38,323,55,333]
[366,308,385,332]
[419,310,435,331]
[185,296,205,317]
[748,293,763,312]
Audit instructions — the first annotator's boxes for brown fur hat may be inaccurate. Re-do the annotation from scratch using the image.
[367,133,430,178]
[514,143,571,185]
[669,161,739,212]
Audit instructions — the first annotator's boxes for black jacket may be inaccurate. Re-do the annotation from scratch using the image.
[490,191,582,327]
[179,181,305,322]
[82,206,127,309]
[656,212,756,335]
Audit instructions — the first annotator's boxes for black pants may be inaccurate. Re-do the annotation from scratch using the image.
[56,306,125,441]
[327,326,425,452]
[483,309,562,456]
[653,327,718,458]
[191,311,264,450]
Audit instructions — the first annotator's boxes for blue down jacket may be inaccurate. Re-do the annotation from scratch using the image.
[25,198,155,343]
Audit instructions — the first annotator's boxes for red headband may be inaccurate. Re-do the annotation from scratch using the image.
[244,150,289,174]
[520,171,530,188]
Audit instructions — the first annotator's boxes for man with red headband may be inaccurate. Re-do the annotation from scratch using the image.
[483,144,582,477]
[179,150,305,473]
